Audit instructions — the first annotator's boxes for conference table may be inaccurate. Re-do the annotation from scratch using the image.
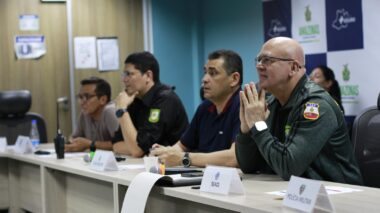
[0,144,379,213]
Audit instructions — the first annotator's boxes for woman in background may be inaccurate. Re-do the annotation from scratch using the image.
[310,65,344,113]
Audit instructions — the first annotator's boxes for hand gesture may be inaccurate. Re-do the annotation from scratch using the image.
[240,82,268,131]
[65,137,91,152]
[115,90,138,109]
[150,144,183,167]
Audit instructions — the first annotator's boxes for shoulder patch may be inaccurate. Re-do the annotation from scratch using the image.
[149,108,160,123]
[303,102,319,120]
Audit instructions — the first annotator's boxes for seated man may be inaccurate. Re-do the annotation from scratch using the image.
[112,51,188,157]
[65,77,119,152]
[151,50,242,167]
[237,37,362,185]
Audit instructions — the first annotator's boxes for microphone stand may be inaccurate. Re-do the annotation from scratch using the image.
[54,98,66,159]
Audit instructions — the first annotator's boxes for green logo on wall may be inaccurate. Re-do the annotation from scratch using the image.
[305,5,311,22]
[340,64,359,98]
[342,64,350,81]
[299,5,319,36]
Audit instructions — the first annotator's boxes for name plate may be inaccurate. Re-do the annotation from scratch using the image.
[14,135,34,154]
[0,137,7,152]
[90,150,118,171]
[200,165,244,195]
[283,176,334,213]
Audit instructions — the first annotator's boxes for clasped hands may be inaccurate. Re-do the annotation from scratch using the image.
[149,143,184,166]
[65,137,91,152]
[239,82,269,133]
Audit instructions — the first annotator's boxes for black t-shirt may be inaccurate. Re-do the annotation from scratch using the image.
[112,83,189,153]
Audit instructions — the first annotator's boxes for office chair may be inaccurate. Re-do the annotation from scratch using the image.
[352,92,380,188]
[0,90,47,145]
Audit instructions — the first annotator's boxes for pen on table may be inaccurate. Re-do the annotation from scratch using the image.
[191,186,200,190]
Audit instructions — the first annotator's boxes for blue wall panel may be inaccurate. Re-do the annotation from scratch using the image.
[152,0,264,118]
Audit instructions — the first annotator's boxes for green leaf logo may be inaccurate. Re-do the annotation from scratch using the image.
[342,64,350,82]
[305,5,312,22]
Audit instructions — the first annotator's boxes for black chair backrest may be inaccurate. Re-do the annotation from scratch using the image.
[352,92,380,188]
[0,90,47,144]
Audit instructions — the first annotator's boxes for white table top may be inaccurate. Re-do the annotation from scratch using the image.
[1,144,379,213]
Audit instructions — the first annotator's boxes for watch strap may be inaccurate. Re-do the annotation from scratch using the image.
[90,140,96,152]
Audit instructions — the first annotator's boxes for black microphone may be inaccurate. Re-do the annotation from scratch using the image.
[54,97,67,159]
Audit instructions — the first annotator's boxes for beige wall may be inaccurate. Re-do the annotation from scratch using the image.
[0,0,144,141]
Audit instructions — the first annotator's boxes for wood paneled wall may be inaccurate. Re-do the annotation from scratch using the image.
[72,0,144,118]
[0,0,143,142]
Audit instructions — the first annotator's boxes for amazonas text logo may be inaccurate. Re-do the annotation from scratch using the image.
[268,19,287,37]
[299,184,306,195]
[332,9,356,30]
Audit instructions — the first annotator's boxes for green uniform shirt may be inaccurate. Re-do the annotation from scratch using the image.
[236,75,363,185]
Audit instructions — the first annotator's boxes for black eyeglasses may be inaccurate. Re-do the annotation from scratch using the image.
[76,93,97,101]
[255,55,296,66]
[121,71,140,78]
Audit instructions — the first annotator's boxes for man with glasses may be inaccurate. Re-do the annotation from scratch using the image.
[236,37,362,184]
[150,50,241,167]
[65,77,119,152]
[112,51,188,157]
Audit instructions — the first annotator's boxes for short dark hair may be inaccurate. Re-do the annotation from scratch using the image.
[80,76,111,103]
[208,50,243,85]
[315,65,342,106]
[124,51,160,83]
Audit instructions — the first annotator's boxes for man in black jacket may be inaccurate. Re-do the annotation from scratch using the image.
[112,52,188,157]
[236,37,362,185]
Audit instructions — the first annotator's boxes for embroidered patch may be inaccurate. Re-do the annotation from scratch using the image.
[303,102,319,120]
[285,125,291,137]
[148,109,160,123]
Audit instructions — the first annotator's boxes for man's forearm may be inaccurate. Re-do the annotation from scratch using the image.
[94,141,113,150]
[190,144,237,167]
[119,113,144,157]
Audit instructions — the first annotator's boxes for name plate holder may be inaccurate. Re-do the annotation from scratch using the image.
[90,150,118,171]
[0,137,7,152]
[283,176,334,213]
[14,135,34,154]
[200,165,244,195]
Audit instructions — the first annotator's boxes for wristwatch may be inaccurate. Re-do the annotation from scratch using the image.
[182,152,191,168]
[254,121,268,132]
[115,108,127,118]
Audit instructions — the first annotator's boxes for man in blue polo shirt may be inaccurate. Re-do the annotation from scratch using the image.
[151,50,242,167]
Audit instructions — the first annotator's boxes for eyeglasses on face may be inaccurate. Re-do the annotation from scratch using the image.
[76,93,97,101]
[121,70,141,78]
[255,55,296,66]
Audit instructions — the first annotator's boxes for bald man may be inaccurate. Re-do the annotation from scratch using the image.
[236,37,362,185]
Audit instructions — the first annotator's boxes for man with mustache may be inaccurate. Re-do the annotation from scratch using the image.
[151,50,242,167]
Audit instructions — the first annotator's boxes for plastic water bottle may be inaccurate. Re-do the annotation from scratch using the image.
[30,119,40,148]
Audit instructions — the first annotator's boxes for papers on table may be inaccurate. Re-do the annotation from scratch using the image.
[118,164,145,170]
[267,185,363,196]
[121,172,202,213]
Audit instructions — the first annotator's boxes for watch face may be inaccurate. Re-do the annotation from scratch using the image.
[255,121,268,131]
[116,109,125,118]
[182,158,190,167]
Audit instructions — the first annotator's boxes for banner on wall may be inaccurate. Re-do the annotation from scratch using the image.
[261,0,379,116]
[14,35,46,59]
[291,0,327,54]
